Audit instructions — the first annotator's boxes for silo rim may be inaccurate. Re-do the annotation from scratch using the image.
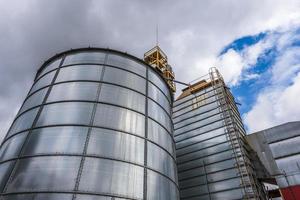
[35,47,173,99]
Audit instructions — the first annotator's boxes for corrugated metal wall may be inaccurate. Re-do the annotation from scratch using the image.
[247,122,300,200]
[173,79,264,199]
[0,48,179,200]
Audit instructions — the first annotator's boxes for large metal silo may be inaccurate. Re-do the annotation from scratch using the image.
[173,69,265,199]
[0,48,179,200]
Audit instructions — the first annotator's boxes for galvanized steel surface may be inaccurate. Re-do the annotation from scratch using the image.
[247,122,300,189]
[173,77,265,199]
[0,48,179,200]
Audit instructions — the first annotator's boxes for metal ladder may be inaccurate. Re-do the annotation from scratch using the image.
[209,67,261,200]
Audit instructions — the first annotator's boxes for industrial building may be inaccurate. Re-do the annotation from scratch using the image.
[246,122,300,200]
[0,47,179,200]
[173,69,266,199]
[0,45,299,200]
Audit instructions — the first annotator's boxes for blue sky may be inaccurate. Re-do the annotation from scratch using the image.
[218,27,300,132]
[221,32,273,114]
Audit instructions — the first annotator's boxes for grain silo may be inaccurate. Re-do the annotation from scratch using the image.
[0,47,179,200]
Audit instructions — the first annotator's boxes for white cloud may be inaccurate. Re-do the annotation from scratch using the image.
[271,47,300,84]
[244,72,300,132]
[204,24,300,133]
[243,73,260,81]
[162,0,300,87]
[243,37,275,66]
[168,29,196,57]
[244,33,300,132]
[243,88,280,132]
[216,49,245,86]
[209,34,274,86]
[1,0,300,141]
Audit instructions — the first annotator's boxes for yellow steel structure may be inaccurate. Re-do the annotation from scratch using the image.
[144,46,176,92]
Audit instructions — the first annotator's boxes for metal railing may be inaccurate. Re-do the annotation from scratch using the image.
[209,67,262,200]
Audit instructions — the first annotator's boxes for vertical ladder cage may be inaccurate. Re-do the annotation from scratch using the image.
[208,67,263,200]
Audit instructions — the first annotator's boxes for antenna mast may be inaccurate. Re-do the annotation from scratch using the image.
[156,24,159,46]
[143,26,176,92]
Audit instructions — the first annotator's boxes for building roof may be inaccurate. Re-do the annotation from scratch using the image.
[176,79,212,100]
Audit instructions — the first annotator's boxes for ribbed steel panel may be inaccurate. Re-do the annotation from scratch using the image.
[247,122,300,196]
[174,81,265,199]
[0,48,179,200]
